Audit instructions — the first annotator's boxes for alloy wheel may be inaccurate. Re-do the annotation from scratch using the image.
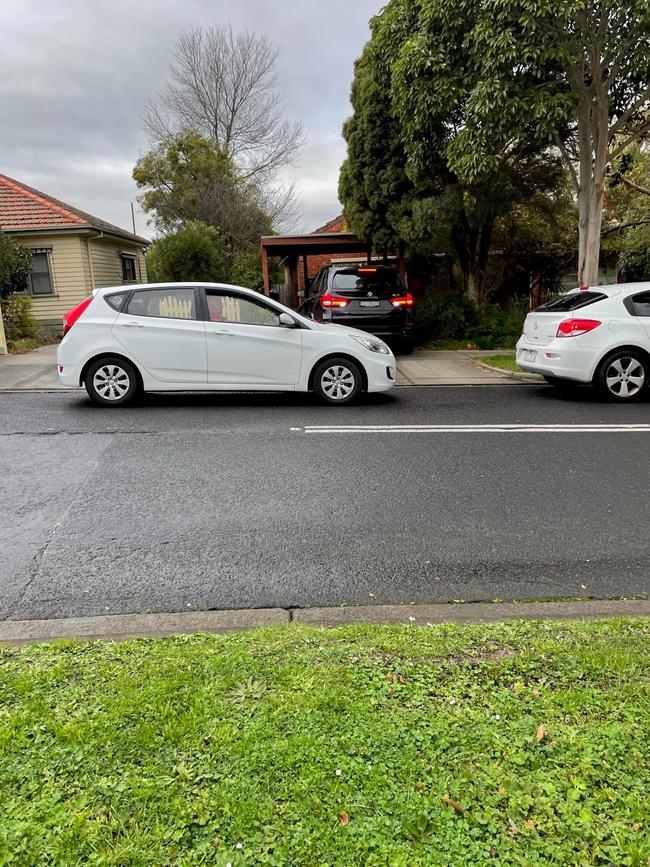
[320,365,356,401]
[605,356,645,399]
[92,365,131,401]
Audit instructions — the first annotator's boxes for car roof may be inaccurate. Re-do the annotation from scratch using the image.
[583,282,650,296]
[92,281,266,298]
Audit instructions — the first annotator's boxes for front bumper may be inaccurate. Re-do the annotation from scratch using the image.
[364,351,396,393]
[515,339,594,383]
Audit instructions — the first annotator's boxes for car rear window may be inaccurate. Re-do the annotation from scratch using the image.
[331,268,403,294]
[535,291,607,312]
[624,291,650,317]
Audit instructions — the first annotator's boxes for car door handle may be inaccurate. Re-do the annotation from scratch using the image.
[209,328,232,336]
[122,321,145,328]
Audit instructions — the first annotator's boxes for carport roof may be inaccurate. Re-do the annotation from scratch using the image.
[260,232,370,258]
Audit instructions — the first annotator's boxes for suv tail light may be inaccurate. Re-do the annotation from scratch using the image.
[63,296,92,335]
[321,292,349,308]
[556,318,601,338]
[390,292,414,308]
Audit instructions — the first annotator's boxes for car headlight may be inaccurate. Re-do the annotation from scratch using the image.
[351,335,391,354]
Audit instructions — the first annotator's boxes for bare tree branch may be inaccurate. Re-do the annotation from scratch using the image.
[144,24,305,183]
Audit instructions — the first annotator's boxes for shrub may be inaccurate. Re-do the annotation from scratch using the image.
[0,295,38,343]
[414,292,527,348]
[468,301,528,349]
[0,231,31,298]
[146,221,227,283]
[414,292,479,343]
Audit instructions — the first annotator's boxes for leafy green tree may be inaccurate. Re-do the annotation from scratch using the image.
[133,131,273,271]
[403,0,650,287]
[0,231,31,298]
[146,221,226,283]
[340,2,566,304]
[604,145,650,279]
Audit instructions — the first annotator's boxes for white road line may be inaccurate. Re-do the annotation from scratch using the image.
[299,424,650,434]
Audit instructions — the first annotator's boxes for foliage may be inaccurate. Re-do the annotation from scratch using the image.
[0,294,38,344]
[0,231,31,299]
[414,293,479,343]
[605,145,650,280]
[340,2,568,304]
[133,131,273,270]
[146,221,226,284]
[415,0,650,285]
[414,293,526,349]
[1,619,649,864]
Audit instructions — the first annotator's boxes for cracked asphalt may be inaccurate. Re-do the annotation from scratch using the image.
[1,384,649,620]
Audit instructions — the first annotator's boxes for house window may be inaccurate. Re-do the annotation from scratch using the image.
[121,254,137,283]
[29,249,54,296]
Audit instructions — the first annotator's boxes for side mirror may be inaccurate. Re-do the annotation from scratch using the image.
[278,312,297,328]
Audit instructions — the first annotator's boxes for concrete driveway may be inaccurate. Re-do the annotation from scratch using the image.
[0,344,518,390]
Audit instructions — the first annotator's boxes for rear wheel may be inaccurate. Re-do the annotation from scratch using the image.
[595,350,649,402]
[313,358,363,405]
[85,357,139,407]
[398,338,415,356]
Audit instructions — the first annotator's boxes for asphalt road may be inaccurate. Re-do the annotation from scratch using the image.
[2,384,649,621]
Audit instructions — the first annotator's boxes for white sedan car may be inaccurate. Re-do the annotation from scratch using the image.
[57,282,396,406]
[516,282,650,401]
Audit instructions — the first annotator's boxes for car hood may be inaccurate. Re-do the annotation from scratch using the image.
[312,321,375,340]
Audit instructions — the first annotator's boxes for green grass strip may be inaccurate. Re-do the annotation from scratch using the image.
[1,619,648,865]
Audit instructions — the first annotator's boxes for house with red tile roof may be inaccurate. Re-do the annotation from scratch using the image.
[0,174,148,328]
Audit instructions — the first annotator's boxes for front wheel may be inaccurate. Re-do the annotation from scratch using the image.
[312,358,363,405]
[85,357,139,407]
[594,350,649,402]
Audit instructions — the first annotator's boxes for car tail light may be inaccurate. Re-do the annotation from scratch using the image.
[321,292,349,308]
[556,318,601,338]
[62,296,92,335]
[390,292,414,308]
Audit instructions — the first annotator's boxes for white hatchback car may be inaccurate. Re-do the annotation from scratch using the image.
[57,282,396,406]
[516,282,650,401]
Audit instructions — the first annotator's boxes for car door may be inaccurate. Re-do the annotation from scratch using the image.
[203,289,303,387]
[113,286,206,383]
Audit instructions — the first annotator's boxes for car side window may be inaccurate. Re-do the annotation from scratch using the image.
[126,288,197,320]
[205,292,280,327]
[625,291,650,317]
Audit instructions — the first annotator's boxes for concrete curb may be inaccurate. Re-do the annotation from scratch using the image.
[1,599,648,645]
[470,358,545,384]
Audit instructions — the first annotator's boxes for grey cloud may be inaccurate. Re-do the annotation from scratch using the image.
[1,0,381,237]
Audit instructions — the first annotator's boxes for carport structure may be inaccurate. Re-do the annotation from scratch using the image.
[260,232,407,309]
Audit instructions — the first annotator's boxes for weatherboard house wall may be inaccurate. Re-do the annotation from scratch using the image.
[0,173,148,328]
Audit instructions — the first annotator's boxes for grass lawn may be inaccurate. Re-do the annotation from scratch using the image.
[1,619,649,866]
[476,354,520,372]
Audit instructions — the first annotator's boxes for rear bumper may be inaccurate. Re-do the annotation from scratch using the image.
[330,315,413,341]
[515,338,594,383]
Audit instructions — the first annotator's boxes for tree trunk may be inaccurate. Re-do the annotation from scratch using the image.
[451,210,494,305]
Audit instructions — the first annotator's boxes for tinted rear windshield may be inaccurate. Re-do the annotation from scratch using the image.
[332,268,403,293]
[535,291,607,312]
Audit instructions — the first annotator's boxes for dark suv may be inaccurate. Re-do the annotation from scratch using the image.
[298,264,415,353]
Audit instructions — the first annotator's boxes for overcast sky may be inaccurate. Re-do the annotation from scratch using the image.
[1,0,382,238]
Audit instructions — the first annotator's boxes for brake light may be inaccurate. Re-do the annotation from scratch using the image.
[390,292,414,308]
[321,292,349,308]
[63,296,92,335]
[556,318,601,338]
[357,267,378,274]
